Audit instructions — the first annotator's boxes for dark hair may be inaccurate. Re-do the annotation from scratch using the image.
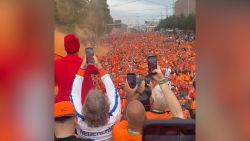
[136,75,153,86]
[139,86,152,111]
[136,75,153,111]
[55,116,74,122]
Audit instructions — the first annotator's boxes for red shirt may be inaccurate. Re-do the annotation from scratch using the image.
[55,54,82,103]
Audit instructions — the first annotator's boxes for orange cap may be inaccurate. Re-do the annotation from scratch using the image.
[54,101,75,118]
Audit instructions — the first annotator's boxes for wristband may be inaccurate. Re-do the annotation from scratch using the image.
[77,69,85,76]
[99,69,107,77]
[158,78,167,85]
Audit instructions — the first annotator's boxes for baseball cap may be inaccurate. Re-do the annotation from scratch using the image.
[54,101,75,118]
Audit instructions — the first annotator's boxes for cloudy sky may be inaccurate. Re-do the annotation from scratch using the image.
[107,0,175,27]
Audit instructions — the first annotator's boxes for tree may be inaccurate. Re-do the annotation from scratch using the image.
[156,14,196,31]
[185,14,195,31]
[54,0,113,37]
[55,0,89,33]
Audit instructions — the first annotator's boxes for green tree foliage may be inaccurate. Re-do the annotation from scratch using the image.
[55,0,113,36]
[156,14,195,31]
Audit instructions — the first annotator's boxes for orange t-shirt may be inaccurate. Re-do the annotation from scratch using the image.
[190,100,196,110]
[146,111,190,119]
[177,75,185,81]
[183,110,191,119]
[138,69,147,76]
[146,111,172,120]
[112,120,142,141]
[184,74,191,81]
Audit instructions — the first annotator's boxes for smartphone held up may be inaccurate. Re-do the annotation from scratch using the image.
[148,55,157,75]
[85,48,94,64]
[127,73,136,89]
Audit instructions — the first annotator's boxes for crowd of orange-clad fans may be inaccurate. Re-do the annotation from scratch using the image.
[54,32,196,141]
[94,32,196,118]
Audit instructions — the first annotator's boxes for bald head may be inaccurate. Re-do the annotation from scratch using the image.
[151,85,169,111]
[54,116,76,137]
[126,100,146,129]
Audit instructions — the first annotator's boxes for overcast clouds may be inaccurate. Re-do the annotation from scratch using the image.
[107,0,174,27]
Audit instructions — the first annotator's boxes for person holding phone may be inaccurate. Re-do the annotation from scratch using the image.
[147,65,184,119]
[112,100,145,141]
[70,56,121,141]
[55,34,98,104]
[81,47,99,105]
[122,63,184,120]
[112,78,146,141]
[146,84,173,120]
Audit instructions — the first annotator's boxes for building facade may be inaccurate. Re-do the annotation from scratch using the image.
[174,0,196,16]
[145,21,159,32]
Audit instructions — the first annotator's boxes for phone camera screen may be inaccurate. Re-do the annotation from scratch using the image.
[86,48,94,64]
[127,73,136,89]
[148,56,157,74]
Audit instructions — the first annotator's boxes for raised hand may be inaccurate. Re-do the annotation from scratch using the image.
[125,80,145,102]
[80,55,87,70]
[93,56,103,70]
[152,65,165,81]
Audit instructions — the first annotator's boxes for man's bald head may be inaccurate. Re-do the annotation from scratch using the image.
[151,85,169,111]
[126,100,146,128]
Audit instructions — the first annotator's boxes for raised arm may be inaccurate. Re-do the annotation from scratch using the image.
[93,56,121,118]
[70,57,87,120]
[152,65,184,119]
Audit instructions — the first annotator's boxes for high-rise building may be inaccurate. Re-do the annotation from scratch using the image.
[174,0,196,16]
